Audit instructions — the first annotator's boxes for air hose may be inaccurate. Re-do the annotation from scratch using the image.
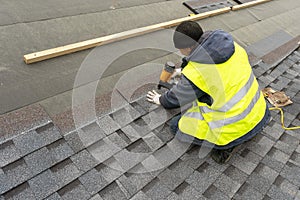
[269,107,300,130]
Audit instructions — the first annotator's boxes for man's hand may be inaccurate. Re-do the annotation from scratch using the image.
[147,90,161,105]
[171,68,182,78]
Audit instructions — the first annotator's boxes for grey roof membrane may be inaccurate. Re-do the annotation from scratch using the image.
[0,42,300,199]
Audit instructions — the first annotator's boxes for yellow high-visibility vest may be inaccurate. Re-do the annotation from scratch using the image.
[178,42,266,146]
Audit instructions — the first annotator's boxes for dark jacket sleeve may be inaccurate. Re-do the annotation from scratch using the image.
[159,75,212,109]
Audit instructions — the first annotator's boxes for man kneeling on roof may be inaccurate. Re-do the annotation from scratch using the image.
[147,21,271,164]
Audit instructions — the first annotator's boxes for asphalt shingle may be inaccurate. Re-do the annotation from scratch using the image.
[142,178,172,200]
[13,123,61,156]
[279,133,299,149]
[130,191,151,200]
[0,140,21,168]
[2,158,32,193]
[121,124,144,143]
[247,135,275,157]
[47,139,74,164]
[98,181,128,200]
[35,123,62,145]
[179,146,207,170]
[142,107,172,130]
[290,151,300,167]
[233,182,264,200]
[254,163,279,183]
[90,194,104,200]
[274,140,295,155]
[157,168,184,190]
[3,182,36,200]
[223,165,249,185]
[134,97,159,113]
[117,167,154,196]
[126,138,152,153]
[78,168,108,195]
[96,157,123,183]
[28,170,60,199]
[87,138,119,163]
[213,174,242,198]
[107,132,129,149]
[280,161,300,187]
[79,122,106,147]
[174,181,204,200]
[230,154,257,175]
[152,144,179,168]
[261,155,285,173]
[246,172,273,195]
[186,163,221,194]
[0,171,11,194]
[203,185,231,200]
[152,124,174,143]
[51,158,82,188]
[267,185,294,200]
[167,158,194,181]
[57,180,91,200]
[267,147,290,164]
[263,122,285,141]
[70,150,98,173]
[130,102,148,116]
[141,155,164,174]
[24,147,55,176]
[44,192,62,200]
[274,175,299,198]
[64,131,86,153]
[110,104,141,128]
[128,118,152,138]
[97,115,121,136]
[239,148,262,165]
[114,149,148,172]
[12,131,46,157]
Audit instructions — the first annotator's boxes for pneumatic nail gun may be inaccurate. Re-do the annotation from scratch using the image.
[157,61,181,90]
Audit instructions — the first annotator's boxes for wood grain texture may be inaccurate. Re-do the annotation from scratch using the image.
[231,0,272,11]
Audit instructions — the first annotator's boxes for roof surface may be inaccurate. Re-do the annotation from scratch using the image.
[1,0,300,199]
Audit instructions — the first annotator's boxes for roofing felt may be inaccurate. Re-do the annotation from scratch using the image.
[1,0,300,115]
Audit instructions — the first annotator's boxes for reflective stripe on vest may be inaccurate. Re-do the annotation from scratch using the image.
[183,112,204,120]
[200,72,255,114]
[183,88,261,130]
[208,89,261,129]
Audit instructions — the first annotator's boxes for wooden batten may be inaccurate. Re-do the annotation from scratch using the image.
[231,0,272,11]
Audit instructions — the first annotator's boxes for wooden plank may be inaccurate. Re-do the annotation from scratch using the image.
[23,7,231,64]
[231,0,272,11]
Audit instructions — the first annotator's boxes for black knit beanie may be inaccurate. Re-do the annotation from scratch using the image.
[173,21,203,49]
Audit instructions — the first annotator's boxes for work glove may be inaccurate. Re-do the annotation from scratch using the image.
[171,68,182,78]
[147,90,161,105]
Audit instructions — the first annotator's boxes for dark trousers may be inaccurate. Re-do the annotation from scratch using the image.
[169,106,271,150]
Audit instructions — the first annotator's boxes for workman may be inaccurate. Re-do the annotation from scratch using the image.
[147,21,271,164]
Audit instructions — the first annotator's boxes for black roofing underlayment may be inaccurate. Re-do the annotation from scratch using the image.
[1,46,300,199]
[183,0,233,14]
[233,0,259,4]
[183,0,270,14]
[183,0,267,14]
